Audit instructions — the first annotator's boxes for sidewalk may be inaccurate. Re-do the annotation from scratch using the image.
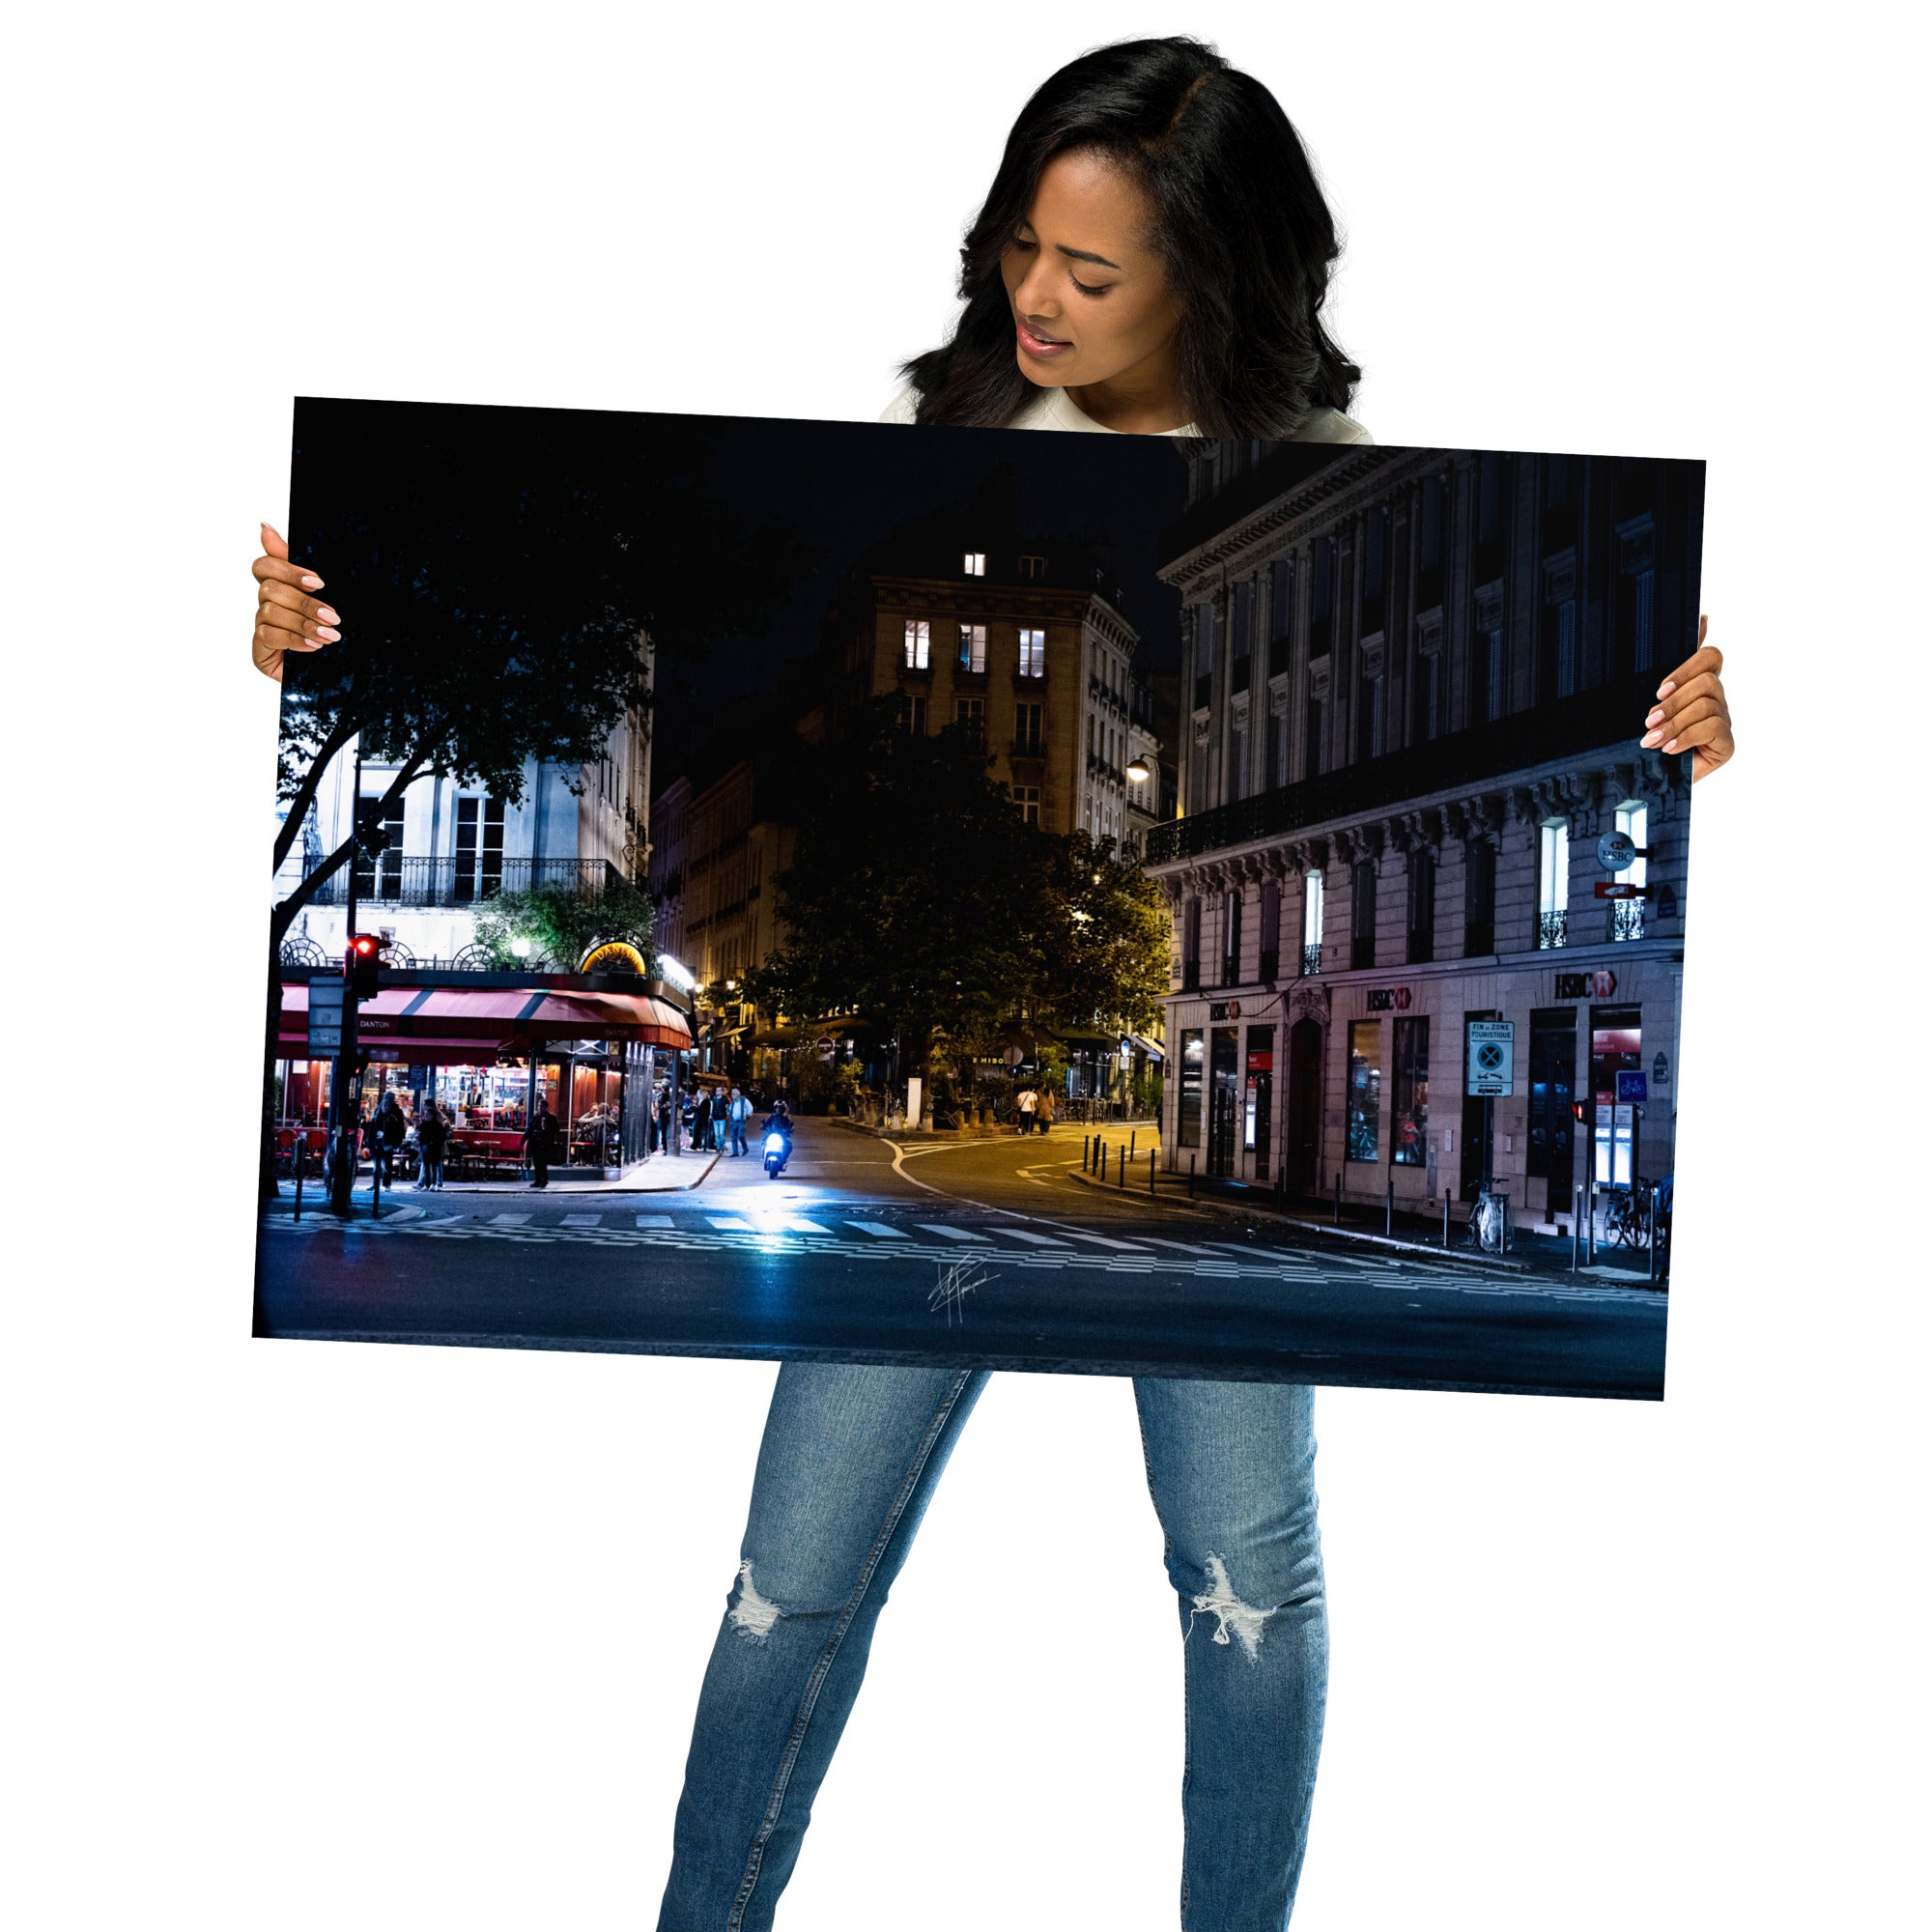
[302,1151,722,1201]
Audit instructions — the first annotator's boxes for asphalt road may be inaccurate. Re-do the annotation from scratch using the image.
[254,1119,1667,1399]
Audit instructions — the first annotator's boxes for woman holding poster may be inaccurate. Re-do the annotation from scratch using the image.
[249,36,1733,1932]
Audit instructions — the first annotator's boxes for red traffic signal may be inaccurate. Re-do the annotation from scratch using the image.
[345,931,384,1000]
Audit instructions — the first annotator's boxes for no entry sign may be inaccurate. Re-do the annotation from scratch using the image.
[1465,1020,1515,1097]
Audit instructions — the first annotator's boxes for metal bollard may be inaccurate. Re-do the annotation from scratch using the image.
[1129,1129,1137,1162]
[293,1140,304,1223]
[1648,1186,1658,1286]
[1334,1172,1342,1225]
[1385,1176,1394,1238]
[1573,1184,1582,1271]
[1443,1190,1450,1248]
[1188,1151,1197,1198]
[371,1142,383,1218]
[1587,1177,1596,1265]
[1082,1135,1090,1173]
[1118,1142,1125,1189]
[1150,1149,1157,1197]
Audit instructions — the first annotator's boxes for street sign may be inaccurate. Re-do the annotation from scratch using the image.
[307,980,345,1055]
[1617,1069,1648,1103]
[1594,881,1648,899]
[1465,1020,1515,1097]
[1597,830,1639,872]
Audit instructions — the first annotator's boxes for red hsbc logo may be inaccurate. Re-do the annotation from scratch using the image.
[1364,986,1412,1012]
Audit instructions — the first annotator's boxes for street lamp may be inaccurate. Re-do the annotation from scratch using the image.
[1125,754,1151,782]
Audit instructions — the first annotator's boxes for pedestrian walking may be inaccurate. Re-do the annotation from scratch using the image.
[727,1087,751,1156]
[416,1101,448,1190]
[1035,1086,1055,1136]
[656,1082,672,1154]
[1015,1085,1037,1136]
[371,1092,407,1182]
[692,1090,714,1155]
[521,1096,559,1190]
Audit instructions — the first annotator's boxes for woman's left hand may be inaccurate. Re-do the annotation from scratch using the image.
[1640,614,1734,781]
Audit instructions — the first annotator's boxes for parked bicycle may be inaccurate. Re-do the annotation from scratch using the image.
[1604,1178,1655,1251]
[1467,1188,1511,1255]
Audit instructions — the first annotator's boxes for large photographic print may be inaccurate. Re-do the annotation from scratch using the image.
[256,400,1701,1399]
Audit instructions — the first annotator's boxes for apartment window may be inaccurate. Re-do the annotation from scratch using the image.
[1259,880,1281,981]
[1539,820,1569,948]
[1411,650,1441,743]
[1230,711,1249,803]
[1610,801,1647,942]
[1464,838,1496,956]
[1268,557,1294,675]
[1232,580,1254,693]
[1350,857,1378,970]
[902,618,930,670]
[1018,554,1046,580]
[1474,452,1507,582]
[1014,701,1042,753]
[1311,537,1334,654]
[1362,507,1388,635]
[1543,453,1577,551]
[1182,897,1202,991]
[1301,870,1324,976]
[1347,1020,1381,1163]
[1221,889,1243,986]
[1629,568,1656,672]
[1356,668,1385,762]
[954,696,984,738]
[1014,784,1040,824]
[1417,475,1445,609]
[1193,600,1216,703]
[1471,620,1505,724]
[1392,1017,1430,1166]
[957,623,987,672]
[1406,848,1435,965]
[453,795,505,903]
[356,790,408,901]
[1267,697,1289,790]
[1018,627,1046,677]
[1547,595,1578,699]
[896,693,927,735]
[962,552,985,577]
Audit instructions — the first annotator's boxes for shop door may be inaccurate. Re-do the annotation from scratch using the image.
[1589,1005,1643,1191]
[1208,1027,1239,1178]
[1528,1009,1577,1219]
[1245,1026,1275,1179]
[1288,1018,1322,1194]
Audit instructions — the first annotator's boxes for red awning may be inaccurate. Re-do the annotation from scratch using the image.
[278,982,691,1063]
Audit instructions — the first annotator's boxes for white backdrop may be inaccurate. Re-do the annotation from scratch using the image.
[3,5,1923,1927]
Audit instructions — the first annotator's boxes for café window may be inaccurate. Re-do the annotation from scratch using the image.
[1347,1019,1381,1163]
[902,618,930,669]
[957,622,987,672]
[1392,1016,1429,1166]
[1018,627,1046,677]
[1179,1028,1205,1147]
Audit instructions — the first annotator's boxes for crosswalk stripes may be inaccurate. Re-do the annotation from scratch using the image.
[634,1214,675,1230]
[919,1224,991,1242]
[786,1217,834,1235]
[846,1222,905,1238]
[707,1215,753,1231]
[561,1212,602,1229]
[490,1212,531,1227]
[998,1229,1072,1246]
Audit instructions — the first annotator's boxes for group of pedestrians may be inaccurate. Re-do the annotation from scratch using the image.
[358,1091,457,1190]
[1013,1083,1057,1135]
[653,1081,758,1157]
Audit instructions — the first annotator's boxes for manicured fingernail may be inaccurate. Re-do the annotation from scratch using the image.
[1645,706,1663,726]
[1655,680,1675,698]
[300,573,324,588]
[1640,729,1662,747]
[314,625,341,641]
[1662,738,1680,753]
[315,605,338,623]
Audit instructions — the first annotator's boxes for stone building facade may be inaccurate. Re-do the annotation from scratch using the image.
[1145,443,1703,1229]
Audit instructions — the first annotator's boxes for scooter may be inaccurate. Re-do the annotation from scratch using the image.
[762,1127,793,1179]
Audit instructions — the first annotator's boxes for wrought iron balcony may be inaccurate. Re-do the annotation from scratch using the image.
[1538,910,1568,950]
[301,855,631,909]
[1300,943,1322,977]
[1608,899,1646,943]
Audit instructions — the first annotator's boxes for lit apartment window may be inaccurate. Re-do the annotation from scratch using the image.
[957,623,987,672]
[1539,820,1569,948]
[963,552,985,577]
[1019,554,1046,580]
[902,619,930,670]
[1610,800,1647,941]
[1018,627,1046,677]
[1015,785,1040,824]
[1301,870,1323,976]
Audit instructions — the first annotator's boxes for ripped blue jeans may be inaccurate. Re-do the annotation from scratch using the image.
[657,1363,1326,1932]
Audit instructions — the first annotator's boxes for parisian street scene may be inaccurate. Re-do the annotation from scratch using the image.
[258,403,1700,1401]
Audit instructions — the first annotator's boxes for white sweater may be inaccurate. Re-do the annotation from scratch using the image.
[877,379,1372,443]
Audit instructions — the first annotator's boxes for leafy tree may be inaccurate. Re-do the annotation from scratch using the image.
[470,877,660,973]
[1033,834,1171,1037]
[270,400,812,950]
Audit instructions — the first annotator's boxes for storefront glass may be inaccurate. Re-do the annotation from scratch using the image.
[1392,1016,1428,1166]
[1179,1029,1204,1148]
[1244,1025,1274,1167]
[1348,1020,1381,1163]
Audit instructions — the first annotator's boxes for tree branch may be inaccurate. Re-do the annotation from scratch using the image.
[272,712,360,873]
[269,752,428,950]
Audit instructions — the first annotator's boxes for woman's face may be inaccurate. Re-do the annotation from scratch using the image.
[999,148,1179,394]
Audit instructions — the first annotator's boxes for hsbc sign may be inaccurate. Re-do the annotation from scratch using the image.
[1363,986,1413,1012]
[1553,970,1618,1000]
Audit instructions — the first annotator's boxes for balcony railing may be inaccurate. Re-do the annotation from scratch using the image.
[299,855,630,909]
[1300,943,1322,977]
[1608,900,1646,943]
[1538,909,1568,950]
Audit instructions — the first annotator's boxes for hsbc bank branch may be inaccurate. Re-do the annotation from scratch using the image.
[1145,440,1702,1233]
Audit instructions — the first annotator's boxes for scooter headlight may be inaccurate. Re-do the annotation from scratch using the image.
[765,1134,785,1153]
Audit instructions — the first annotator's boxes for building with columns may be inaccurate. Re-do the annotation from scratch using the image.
[1145,442,1703,1230]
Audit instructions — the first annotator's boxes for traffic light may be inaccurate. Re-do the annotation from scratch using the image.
[346,931,383,1001]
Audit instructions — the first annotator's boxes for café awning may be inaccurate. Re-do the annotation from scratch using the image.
[278,981,692,1062]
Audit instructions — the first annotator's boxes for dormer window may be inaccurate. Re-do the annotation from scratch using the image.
[962,552,985,577]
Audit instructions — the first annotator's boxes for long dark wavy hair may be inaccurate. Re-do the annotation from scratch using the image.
[899,37,1360,439]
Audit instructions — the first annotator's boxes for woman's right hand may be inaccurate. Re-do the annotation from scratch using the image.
[251,523,340,683]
